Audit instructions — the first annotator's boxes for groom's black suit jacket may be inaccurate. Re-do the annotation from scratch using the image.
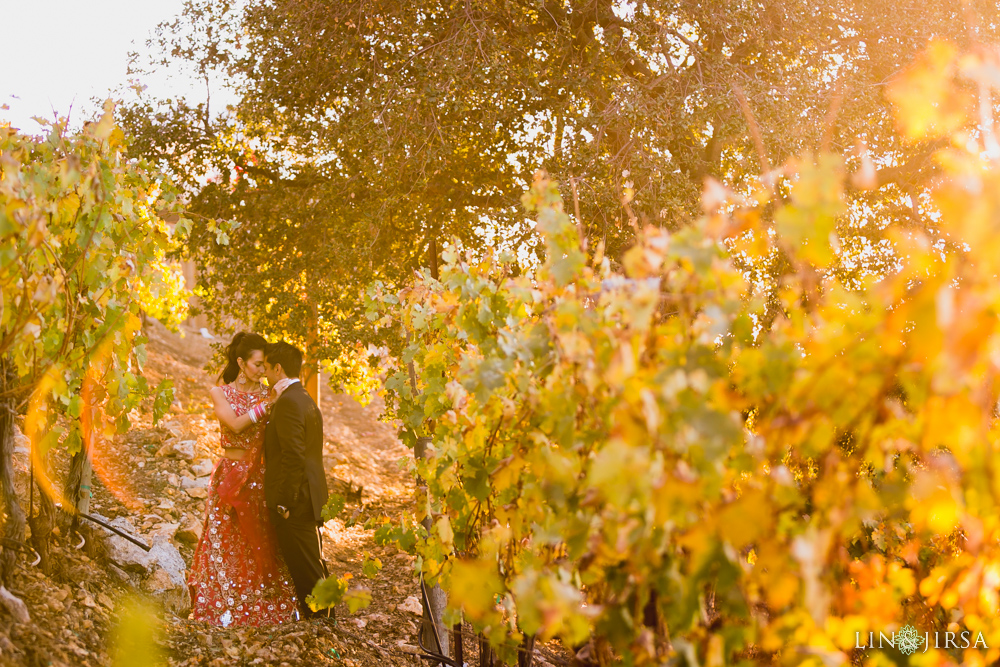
[264,381,328,523]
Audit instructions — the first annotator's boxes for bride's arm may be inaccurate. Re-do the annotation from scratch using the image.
[210,387,270,434]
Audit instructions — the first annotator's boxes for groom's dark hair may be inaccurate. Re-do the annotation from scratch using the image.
[265,341,303,378]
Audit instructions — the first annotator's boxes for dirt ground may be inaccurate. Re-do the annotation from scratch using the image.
[0,319,569,667]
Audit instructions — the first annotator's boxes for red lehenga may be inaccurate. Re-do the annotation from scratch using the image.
[187,383,299,627]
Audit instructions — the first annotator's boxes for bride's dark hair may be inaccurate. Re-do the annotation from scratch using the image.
[220,332,268,384]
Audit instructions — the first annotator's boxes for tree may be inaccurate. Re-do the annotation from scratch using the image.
[0,106,199,589]
[122,0,998,372]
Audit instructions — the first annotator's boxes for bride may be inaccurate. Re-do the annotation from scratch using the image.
[187,332,299,626]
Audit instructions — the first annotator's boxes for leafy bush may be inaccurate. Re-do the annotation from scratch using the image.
[0,104,220,579]
[368,43,1000,666]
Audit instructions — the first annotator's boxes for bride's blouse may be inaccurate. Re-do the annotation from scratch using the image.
[219,383,269,451]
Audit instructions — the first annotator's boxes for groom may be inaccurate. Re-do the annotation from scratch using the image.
[262,341,329,616]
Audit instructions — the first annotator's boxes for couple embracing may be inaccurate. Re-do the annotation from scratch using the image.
[187,333,329,627]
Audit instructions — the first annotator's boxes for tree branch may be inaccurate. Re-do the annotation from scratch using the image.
[847,139,948,193]
[732,82,771,176]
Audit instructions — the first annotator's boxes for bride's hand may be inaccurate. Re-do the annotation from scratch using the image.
[272,378,293,397]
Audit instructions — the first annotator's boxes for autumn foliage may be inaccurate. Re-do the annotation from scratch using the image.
[0,105,201,580]
[368,43,1000,666]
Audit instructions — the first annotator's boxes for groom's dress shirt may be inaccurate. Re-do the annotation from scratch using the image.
[273,377,299,396]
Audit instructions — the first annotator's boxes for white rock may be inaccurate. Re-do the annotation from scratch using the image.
[100,515,187,596]
[148,542,189,616]
[175,515,203,544]
[0,586,29,624]
[156,439,196,460]
[180,476,210,489]
[185,487,208,499]
[159,420,186,439]
[108,563,133,586]
[166,473,181,488]
[78,589,99,609]
[395,641,421,655]
[397,596,423,616]
[143,566,191,616]
[191,459,215,477]
[149,522,180,543]
[100,516,149,573]
[172,440,197,460]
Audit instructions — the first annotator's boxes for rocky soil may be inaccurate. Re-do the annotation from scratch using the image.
[0,320,569,667]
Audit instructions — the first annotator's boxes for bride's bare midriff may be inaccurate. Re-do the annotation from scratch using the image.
[223,448,248,461]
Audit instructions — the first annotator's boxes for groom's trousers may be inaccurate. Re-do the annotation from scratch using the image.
[271,508,327,615]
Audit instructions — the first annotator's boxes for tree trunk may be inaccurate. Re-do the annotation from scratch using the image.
[302,304,321,405]
[302,359,321,405]
[517,634,536,667]
[67,447,93,517]
[595,638,614,667]
[554,113,565,167]
[67,444,96,556]
[478,633,495,667]
[68,372,100,556]
[415,435,449,661]
[0,358,24,587]
[452,623,464,666]
[643,589,671,659]
[429,236,440,281]
[27,472,54,576]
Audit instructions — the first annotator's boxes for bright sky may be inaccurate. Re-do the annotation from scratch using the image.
[0,0,190,131]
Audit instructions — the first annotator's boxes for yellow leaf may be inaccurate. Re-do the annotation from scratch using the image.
[887,563,916,597]
[886,40,969,141]
[435,516,454,551]
[58,193,81,222]
[927,493,961,535]
[922,394,981,465]
[716,488,771,549]
[767,573,799,610]
[448,560,502,622]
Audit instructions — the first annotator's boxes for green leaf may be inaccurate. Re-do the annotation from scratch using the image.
[321,493,346,522]
[37,426,66,459]
[64,427,83,456]
[306,575,349,612]
[152,379,174,424]
[362,553,383,579]
[67,395,83,419]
